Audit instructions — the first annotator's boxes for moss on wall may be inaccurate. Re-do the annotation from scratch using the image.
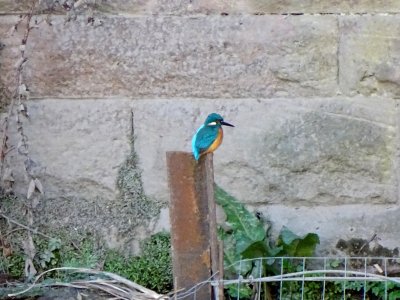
[116,137,162,227]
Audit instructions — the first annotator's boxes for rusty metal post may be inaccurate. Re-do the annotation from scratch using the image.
[167,151,218,299]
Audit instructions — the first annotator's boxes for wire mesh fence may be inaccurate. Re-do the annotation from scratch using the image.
[173,257,400,300]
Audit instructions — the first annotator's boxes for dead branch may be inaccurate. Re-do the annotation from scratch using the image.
[0,212,52,239]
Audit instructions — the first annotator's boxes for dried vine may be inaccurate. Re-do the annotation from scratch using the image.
[0,0,43,279]
[0,0,98,280]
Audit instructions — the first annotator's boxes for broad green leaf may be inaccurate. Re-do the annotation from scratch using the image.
[241,241,270,259]
[278,226,299,245]
[329,259,340,268]
[277,227,319,257]
[389,290,400,300]
[241,241,282,259]
[48,238,62,251]
[235,232,255,254]
[223,234,252,277]
[295,233,320,257]
[215,185,266,246]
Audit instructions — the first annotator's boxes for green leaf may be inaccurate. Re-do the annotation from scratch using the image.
[329,259,340,268]
[48,238,62,251]
[389,290,400,300]
[241,241,270,259]
[226,284,252,299]
[215,185,266,247]
[241,241,282,259]
[223,234,252,277]
[235,232,255,254]
[277,227,319,257]
[278,226,299,245]
[295,233,320,257]
[277,228,299,256]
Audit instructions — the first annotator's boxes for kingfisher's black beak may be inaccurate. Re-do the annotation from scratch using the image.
[221,121,234,127]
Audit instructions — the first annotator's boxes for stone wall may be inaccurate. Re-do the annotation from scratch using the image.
[1,0,400,254]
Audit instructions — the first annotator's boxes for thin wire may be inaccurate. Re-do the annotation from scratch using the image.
[221,270,400,284]
[175,257,400,300]
[279,257,283,300]
[384,258,388,300]
[236,259,242,300]
[363,258,367,300]
[301,258,305,300]
[343,257,347,300]
[257,258,262,300]
[175,271,219,299]
[322,257,326,300]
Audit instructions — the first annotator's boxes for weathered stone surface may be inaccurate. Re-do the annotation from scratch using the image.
[0,0,139,14]
[0,16,22,98]
[0,0,31,13]
[0,0,182,14]
[9,99,132,199]
[244,0,400,14]
[14,15,338,98]
[133,97,398,206]
[2,0,400,14]
[0,16,19,111]
[340,16,400,97]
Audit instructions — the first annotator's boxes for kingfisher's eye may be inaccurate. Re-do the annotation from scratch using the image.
[208,121,217,126]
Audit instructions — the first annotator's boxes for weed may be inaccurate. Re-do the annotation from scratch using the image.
[104,232,172,294]
[0,253,25,278]
[215,185,319,300]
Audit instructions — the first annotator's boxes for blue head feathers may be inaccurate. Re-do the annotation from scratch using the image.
[204,113,224,125]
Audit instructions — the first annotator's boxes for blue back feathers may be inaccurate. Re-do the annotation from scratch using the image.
[192,113,224,160]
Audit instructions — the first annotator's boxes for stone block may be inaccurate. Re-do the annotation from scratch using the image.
[340,16,400,97]
[0,0,142,14]
[0,16,23,100]
[9,99,132,199]
[0,0,31,13]
[0,0,185,14]
[133,97,398,206]
[17,15,337,98]
[243,0,400,14]
[2,0,400,15]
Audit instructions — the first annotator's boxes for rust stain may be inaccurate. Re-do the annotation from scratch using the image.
[166,151,212,298]
[201,249,211,268]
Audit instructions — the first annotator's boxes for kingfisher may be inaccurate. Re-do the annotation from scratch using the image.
[192,113,234,161]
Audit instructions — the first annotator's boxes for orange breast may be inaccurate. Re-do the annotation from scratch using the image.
[203,127,223,155]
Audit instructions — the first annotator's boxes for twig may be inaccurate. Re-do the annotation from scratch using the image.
[357,233,377,254]
[70,240,82,253]
[0,213,52,239]
[165,288,185,298]
[4,227,25,238]
[84,282,129,299]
